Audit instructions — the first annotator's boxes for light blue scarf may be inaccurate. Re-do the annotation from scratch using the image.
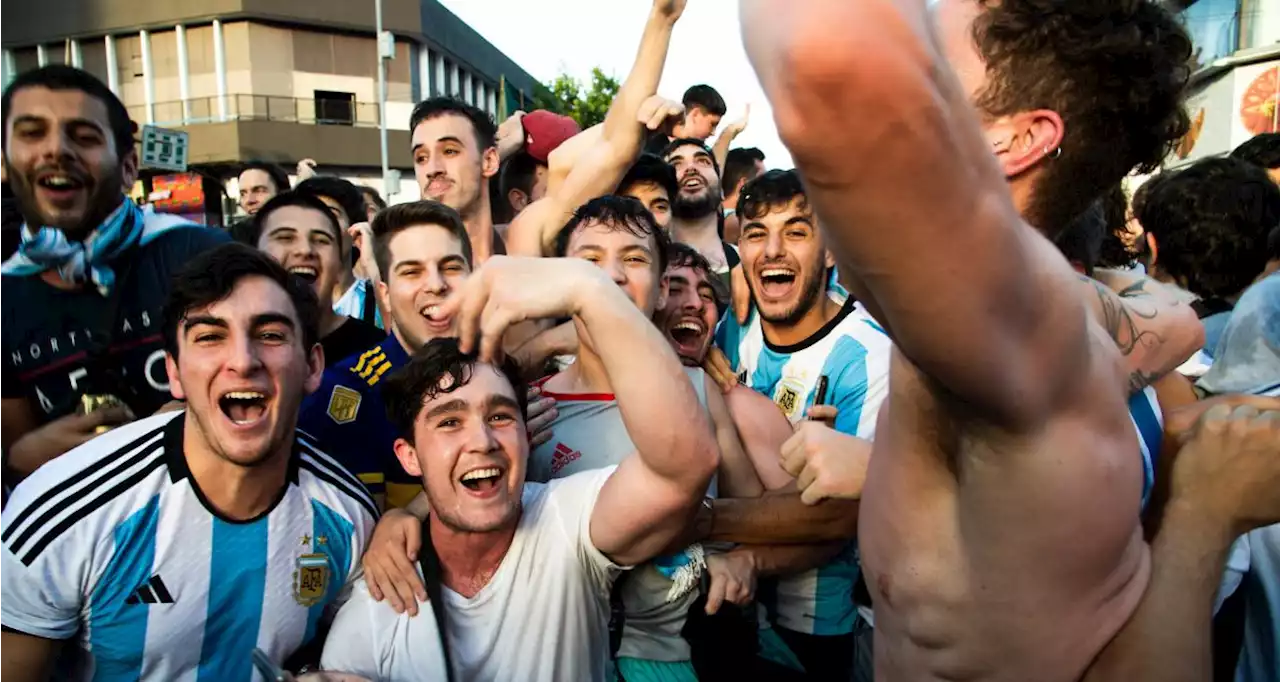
[1,199,145,296]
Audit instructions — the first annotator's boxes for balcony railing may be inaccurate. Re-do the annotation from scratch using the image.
[128,94,386,129]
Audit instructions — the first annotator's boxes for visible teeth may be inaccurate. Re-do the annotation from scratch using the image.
[225,391,265,400]
[461,467,501,482]
[289,266,317,276]
[423,305,440,318]
[761,269,794,278]
[674,322,702,333]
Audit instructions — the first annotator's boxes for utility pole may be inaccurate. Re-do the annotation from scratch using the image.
[375,0,396,197]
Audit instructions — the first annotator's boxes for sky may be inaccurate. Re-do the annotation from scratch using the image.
[436,0,793,168]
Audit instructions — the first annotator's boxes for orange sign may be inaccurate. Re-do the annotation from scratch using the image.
[1240,66,1279,136]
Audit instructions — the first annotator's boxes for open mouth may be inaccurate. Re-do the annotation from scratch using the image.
[36,172,86,196]
[668,320,706,347]
[426,179,452,195]
[758,267,797,298]
[680,176,705,193]
[459,466,504,492]
[288,265,319,284]
[218,390,268,426]
[420,303,452,329]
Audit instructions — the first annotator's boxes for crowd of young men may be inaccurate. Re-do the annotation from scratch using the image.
[2,0,1279,681]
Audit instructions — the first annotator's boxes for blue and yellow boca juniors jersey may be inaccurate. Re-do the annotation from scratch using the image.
[298,335,422,510]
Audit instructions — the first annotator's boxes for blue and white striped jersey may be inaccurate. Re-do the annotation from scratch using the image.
[1,410,377,682]
[715,296,893,636]
[1128,385,1163,511]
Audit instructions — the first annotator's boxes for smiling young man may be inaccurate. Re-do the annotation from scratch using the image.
[1,243,376,682]
[253,191,384,367]
[1,66,229,482]
[297,200,473,510]
[319,255,719,682]
[714,169,893,679]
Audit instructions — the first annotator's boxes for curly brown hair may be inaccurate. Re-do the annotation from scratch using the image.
[971,0,1192,237]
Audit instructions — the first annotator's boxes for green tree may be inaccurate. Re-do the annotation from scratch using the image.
[533,68,620,129]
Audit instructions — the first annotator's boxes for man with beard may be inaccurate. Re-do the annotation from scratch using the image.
[664,139,739,286]
[297,201,475,511]
[712,169,891,679]
[1,244,376,681]
[411,98,507,263]
[739,0,1210,678]
[318,255,720,682]
[1,66,229,481]
[251,191,384,366]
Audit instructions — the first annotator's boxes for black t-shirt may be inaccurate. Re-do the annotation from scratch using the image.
[2,225,230,422]
[321,316,386,368]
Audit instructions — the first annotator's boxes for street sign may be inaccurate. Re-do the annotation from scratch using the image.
[140,125,189,172]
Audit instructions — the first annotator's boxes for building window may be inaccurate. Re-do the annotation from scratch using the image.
[315,90,355,126]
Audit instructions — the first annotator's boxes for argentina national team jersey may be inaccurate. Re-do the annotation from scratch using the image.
[715,295,892,636]
[1128,385,1163,511]
[1,411,377,681]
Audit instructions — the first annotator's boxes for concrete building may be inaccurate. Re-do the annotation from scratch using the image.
[1,0,544,223]
[1168,0,1280,167]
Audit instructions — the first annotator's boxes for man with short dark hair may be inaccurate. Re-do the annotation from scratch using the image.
[1232,132,1280,185]
[238,161,291,216]
[618,153,679,230]
[410,97,507,263]
[1,65,229,481]
[319,254,720,682]
[663,138,738,284]
[296,176,383,329]
[644,84,727,156]
[1,243,375,682]
[741,0,1208,678]
[297,200,474,511]
[721,147,765,243]
[252,191,384,367]
[1138,157,1280,356]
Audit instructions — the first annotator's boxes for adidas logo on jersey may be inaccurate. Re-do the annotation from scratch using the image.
[125,575,174,605]
[551,442,581,474]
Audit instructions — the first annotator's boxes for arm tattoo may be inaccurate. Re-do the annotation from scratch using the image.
[1081,276,1166,392]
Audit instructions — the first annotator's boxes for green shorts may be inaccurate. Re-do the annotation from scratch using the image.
[614,657,699,682]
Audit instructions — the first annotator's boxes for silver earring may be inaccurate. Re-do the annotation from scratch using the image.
[1043,146,1062,159]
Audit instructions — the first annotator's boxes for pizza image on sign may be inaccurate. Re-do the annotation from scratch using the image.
[1240,66,1279,136]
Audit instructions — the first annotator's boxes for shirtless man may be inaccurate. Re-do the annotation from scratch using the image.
[741,0,1197,680]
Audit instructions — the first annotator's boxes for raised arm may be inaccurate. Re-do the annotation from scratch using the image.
[506,0,684,257]
[742,0,1088,427]
[444,256,719,567]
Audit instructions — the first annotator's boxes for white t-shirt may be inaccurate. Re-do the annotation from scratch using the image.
[320,467,622,682]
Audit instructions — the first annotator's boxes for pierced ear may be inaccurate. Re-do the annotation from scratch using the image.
[987,110,1064,179]
[164,353,186,401]
[393,438,424,478]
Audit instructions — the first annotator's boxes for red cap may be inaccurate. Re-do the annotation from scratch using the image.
[523,110,581,163]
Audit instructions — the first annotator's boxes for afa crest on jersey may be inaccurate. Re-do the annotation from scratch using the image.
[326,385,362,425]
[774,378,807,419]
[293,553,330,606]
